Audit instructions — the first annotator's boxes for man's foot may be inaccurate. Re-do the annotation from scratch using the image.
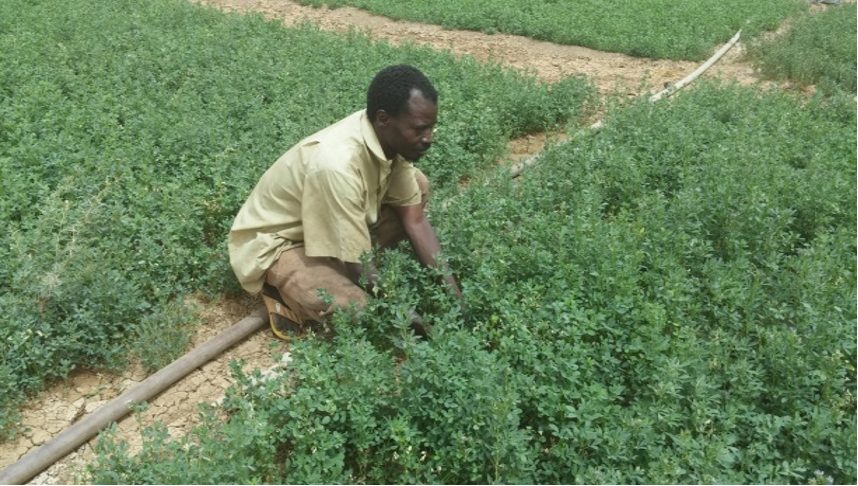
[262,284,305,341]
[269,311,303,340]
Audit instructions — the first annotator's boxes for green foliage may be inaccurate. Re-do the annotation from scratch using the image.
[0,0,591,439]
[86,83,857,484]
[133,300,199,372]
[748,3,857,94]
[89,378,283,485]
[298,0,807,60]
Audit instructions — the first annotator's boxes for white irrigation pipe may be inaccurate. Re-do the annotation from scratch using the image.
[510,29,742,178]
[508,119,603,177]
[649,29,742,102]
[0,307,267,485]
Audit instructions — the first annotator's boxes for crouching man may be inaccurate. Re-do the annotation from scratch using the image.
[228,64,461,339]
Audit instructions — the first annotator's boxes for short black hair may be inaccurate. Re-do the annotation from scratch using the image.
[366,64,438,122]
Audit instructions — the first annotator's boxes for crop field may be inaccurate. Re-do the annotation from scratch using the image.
[1,0,856,484]
[0,0,591,442]
[88,83,857,484]
[748,2,857,94]
[297,0,807,60]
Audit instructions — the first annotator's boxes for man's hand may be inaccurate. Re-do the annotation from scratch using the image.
[345,261,382,296]
[395,204,463,301]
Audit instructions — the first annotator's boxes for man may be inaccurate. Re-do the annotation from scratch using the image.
[228,64,461,339]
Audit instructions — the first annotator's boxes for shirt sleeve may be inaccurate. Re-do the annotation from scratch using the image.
[302,168,371,263]
[383,161,422,207]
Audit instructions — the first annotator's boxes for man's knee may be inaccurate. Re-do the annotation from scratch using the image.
[265,248,367,322]
[327,285,368,314]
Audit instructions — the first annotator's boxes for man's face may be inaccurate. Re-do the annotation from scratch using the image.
[379,89,437,162]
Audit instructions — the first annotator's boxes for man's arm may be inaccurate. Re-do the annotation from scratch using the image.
[344,261,381,296]
[345,257,430,338]
[394,204,462,300]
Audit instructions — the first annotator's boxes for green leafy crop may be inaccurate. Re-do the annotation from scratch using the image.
[88,83,856,484]
[748,3,857,94]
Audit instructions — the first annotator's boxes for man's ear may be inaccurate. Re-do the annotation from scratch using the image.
[375,109,390,126]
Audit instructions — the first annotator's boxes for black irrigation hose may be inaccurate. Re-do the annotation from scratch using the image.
[0,307,267,485]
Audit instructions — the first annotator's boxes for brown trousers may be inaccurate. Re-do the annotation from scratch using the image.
[265,170,429,323]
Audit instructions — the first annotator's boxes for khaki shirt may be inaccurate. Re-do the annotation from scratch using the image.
[228,110,422,294]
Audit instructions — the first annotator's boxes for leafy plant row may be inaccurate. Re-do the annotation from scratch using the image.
[748,2,857,95]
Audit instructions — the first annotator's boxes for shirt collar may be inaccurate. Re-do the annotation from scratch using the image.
[360,110,395,165]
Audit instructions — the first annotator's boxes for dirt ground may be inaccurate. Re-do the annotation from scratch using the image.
[199,0,766,90]
[0,293,270,484]
[0,0,835,483]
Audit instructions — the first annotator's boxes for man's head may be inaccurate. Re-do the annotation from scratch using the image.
[367,64,438,162]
